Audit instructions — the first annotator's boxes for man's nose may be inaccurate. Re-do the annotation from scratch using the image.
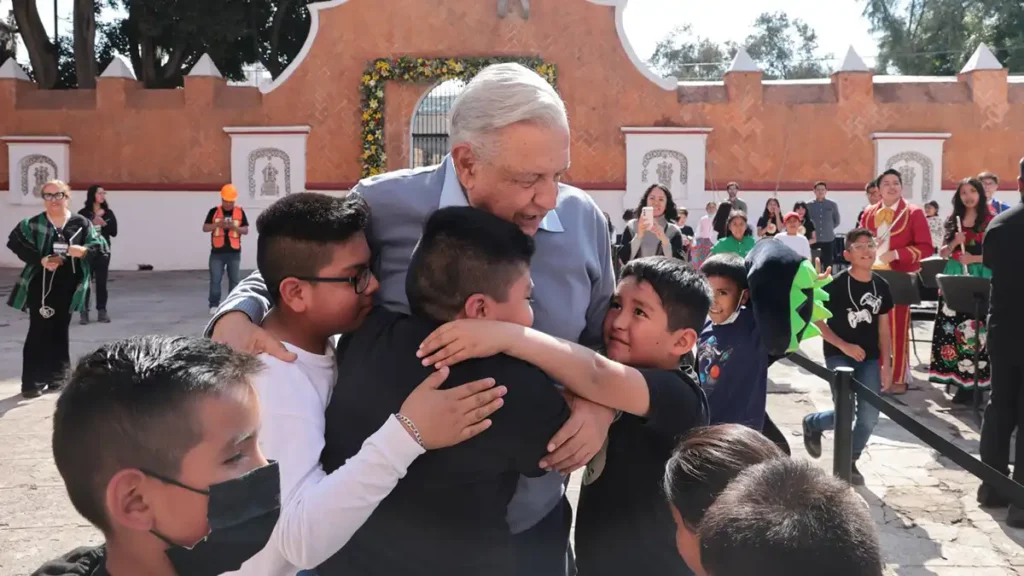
[534,179,558,211]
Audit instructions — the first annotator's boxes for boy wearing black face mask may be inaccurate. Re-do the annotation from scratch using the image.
[32,335,281,576]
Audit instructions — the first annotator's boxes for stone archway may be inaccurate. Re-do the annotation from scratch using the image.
[409,79,466,169]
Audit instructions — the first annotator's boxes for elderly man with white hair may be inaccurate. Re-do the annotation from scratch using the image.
[207,63,615,574]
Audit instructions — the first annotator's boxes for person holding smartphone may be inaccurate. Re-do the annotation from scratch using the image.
[618,184,686,265]
[6,180,108,398]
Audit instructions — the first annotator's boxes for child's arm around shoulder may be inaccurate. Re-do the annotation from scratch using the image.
[418,320,654,418]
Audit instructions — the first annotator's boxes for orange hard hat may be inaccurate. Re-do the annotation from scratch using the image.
[221,184,238,202]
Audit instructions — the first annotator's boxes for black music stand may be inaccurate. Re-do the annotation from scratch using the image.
[919,257,948,291]
[935,274,991,422]
[875,269,923,379]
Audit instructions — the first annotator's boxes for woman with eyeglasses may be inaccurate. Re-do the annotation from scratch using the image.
[929,178,994,405]
[78,185,118,324]
[6,180,108,398]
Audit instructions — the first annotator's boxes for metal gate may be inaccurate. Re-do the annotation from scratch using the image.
[411,80,466,168]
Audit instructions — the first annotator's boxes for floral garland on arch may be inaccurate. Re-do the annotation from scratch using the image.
[359,56,558,178]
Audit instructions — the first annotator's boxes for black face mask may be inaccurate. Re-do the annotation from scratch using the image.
[143,461,281,576]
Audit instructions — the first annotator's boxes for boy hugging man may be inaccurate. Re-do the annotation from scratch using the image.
[315,206,570,576]
[34,335,279,576]
[418,255,712,575]
[803,228,893,485]
[234,194,505,576]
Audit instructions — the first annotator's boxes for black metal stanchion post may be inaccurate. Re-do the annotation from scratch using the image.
[972,293,985,421]
[833,366,856,483]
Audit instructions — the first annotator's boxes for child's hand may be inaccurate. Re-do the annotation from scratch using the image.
[399,367,507,449]
[842,343,867,362]
[418,319,523,368]
[814,257,832,281]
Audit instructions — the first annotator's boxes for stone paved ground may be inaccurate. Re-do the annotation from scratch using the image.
[0,269,1022,575]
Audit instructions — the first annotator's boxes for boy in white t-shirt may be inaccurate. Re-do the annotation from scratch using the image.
[233,193,507,576]
[775,211,813,260]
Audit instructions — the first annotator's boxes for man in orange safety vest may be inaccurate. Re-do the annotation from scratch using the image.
[203,184,249,314]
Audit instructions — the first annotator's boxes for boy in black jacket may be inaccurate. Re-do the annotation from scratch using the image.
[418,256,712,575]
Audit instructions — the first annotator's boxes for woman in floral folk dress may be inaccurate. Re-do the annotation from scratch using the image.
[928,178,993,404]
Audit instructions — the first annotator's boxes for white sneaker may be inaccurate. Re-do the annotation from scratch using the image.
[209,307,218,315]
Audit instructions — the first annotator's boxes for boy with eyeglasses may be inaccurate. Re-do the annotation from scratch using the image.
[803,229,893,485]
[233,194,506,576]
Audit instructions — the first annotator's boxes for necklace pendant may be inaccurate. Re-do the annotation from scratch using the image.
[39,306,55,319]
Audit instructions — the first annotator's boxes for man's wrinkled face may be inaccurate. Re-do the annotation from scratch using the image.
[453,123,570,236]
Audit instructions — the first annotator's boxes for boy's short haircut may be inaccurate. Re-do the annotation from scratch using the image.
[978,171,998,184]
[924,200,940,211]
[679,208,689,217]
[52,336,263,534]
[814,181,827,189]
[256,192,370,304]
[700,458,882,576]
[663,425,782,530]
[700,253,748,291]
[875,168,902,187]
[845,228,874,249]
[726,182,739,191]
[864,182,877,193]
[619,256,713,333]
[407,206,535,323]
[622,208,636,222]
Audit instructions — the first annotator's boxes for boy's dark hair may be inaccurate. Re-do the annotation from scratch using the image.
[875,168,902,187]
[700,458,882,576]
[726,182,739,191]
[864,182,878,193]
[663,425,783,530]
[977,171,998,184]
[845,228,874,249]
[407,206,534,323]
[620,256,712,332]
[256,192,370,304]
[52,336,263,534]
[925,200,940,211]
[622,208,636,222]
[701,253,748,290]
[679,207,689,217]
[814,181,827,189]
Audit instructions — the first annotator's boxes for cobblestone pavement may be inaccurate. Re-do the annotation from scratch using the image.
[1,270,1022,575]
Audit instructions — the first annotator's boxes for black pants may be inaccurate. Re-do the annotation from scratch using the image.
[84,254,110,311]
[762,413,792,456]
[512,496,573,576]
[813,242,835,271]
[22,274,74,392]
[980,341,1024,483]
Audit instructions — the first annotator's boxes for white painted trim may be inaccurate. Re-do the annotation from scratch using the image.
[0,59,30,81]
[2,136,73,143]
[189,54,224,78]
[586,0,676,92]
[621,127,713,134]
[871,132,952,140]
[960,43,1003,73]
[873,76,958,83]
[224,126,312,134]
[762,78,831,85]
[260,0,354,95]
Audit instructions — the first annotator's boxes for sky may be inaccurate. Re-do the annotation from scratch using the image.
[1,0,881,70]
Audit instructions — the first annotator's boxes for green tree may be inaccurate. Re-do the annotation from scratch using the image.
[861,0,976,75]
[738,11,832,79]
[246,0,315,79]
[649,25,728,80]
[12,0,58,88]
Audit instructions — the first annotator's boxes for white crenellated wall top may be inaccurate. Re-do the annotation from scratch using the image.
[224,126,312,134]
[621,127,713,134]
[1,136,73,143]
[585,0,676,91]
[871,133,952,140]
[0,59,30,81]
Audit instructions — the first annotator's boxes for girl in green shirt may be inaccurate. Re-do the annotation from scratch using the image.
[711,210,756,258]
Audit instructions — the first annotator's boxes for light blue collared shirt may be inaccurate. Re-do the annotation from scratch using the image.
[439,157,564,233]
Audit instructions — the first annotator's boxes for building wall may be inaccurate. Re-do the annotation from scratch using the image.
[2,0,1023,272]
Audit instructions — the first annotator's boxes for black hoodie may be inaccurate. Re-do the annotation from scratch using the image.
[31,546,107,576]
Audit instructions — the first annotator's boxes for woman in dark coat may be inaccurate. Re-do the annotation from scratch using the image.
[78,185,117,323]
[7,180,108,397]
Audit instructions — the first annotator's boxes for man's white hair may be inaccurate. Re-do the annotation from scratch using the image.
[448,63,568,160]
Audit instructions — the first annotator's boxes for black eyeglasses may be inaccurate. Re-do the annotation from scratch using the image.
[42,192,67,201]
[293,267,373,294]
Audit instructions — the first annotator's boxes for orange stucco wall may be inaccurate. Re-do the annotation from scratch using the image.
[2,0,1023,191]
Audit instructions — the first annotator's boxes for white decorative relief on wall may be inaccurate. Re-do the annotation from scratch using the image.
[247,148,292,199]
[19,155,59,198]
[886,151,933,202]
[641,149,688,187]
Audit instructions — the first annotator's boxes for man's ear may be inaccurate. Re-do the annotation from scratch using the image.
[277,278,309,313]
[106,469,156,532]
[739,289,750,308]
[670,328,699,358]
[450,144,479,191]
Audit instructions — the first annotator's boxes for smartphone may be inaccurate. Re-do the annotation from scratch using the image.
[641,206,655,228]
